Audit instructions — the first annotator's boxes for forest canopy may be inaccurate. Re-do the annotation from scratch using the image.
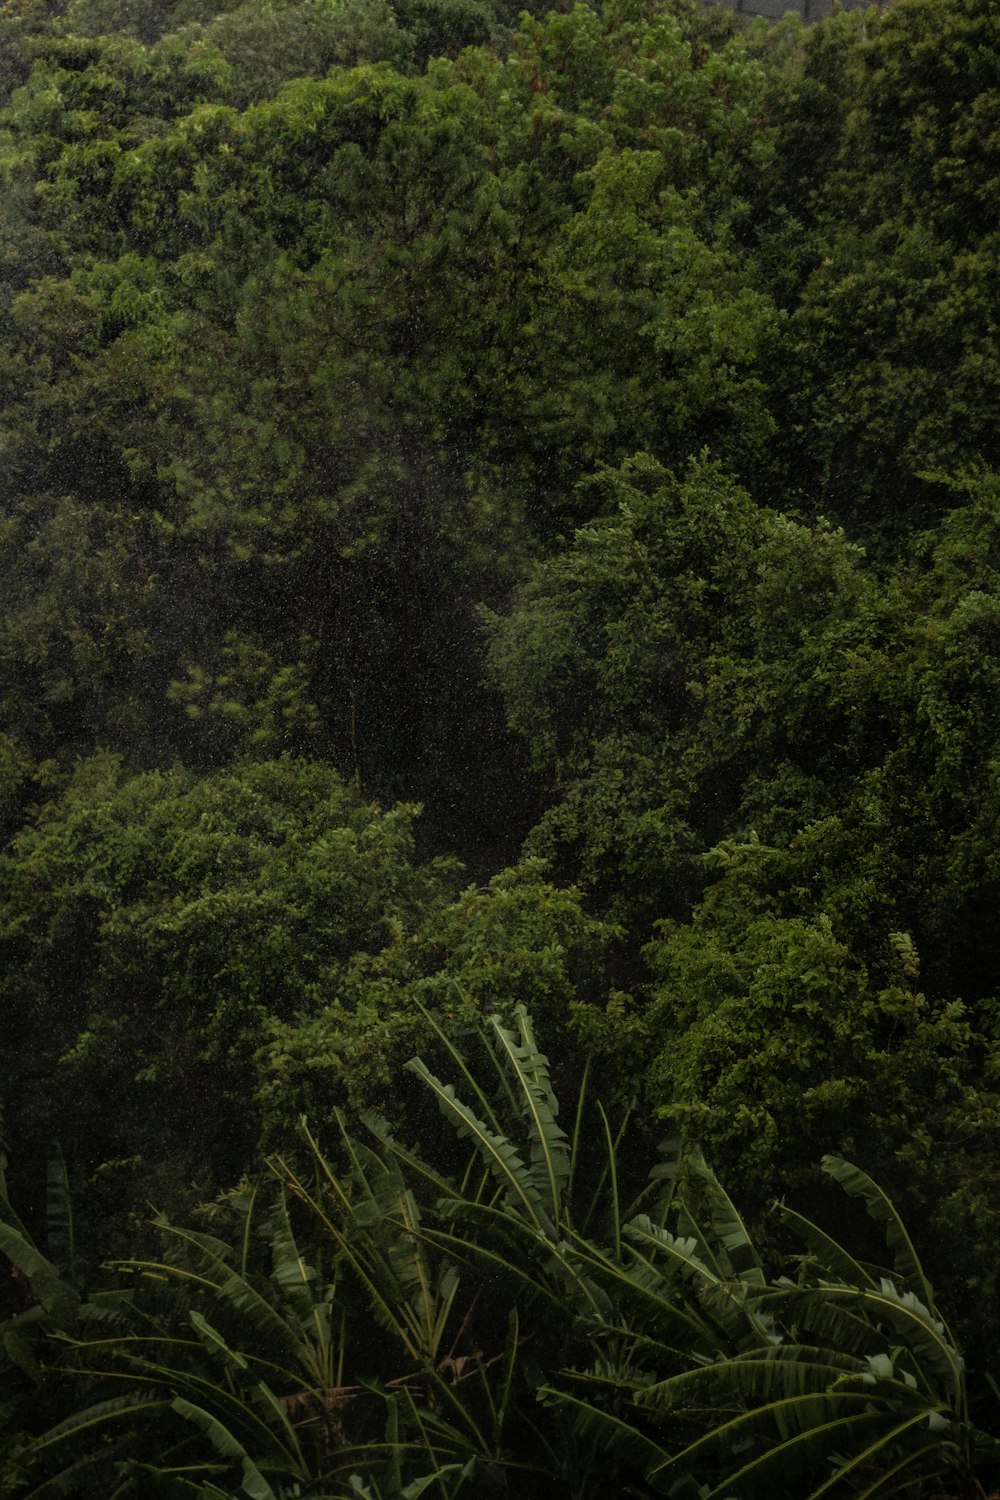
[3,0,1000,1493]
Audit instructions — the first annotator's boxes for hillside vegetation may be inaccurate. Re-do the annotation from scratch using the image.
[2,0,1000,1492]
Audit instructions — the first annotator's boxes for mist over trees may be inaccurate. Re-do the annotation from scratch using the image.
[2,0,1000,1492]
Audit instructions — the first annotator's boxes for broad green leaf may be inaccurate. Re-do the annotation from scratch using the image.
[821,1158,936,1311]
[649,1395,886,1487]
[170,1397,277,1500]
[777,1202,879,1290]
[637,1345,869,1413]
[491,1005,571,1225]
[537,1385,669,1476]
[806,1411,946,1498]
[45,1144,74,1281]
[189,1309,249,1369]
[407,1058,552,1235]
[0,1220,79,1327]
[687,1149,765,1288]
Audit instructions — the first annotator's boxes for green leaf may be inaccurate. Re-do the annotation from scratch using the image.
[624,1214,722,1289]
[637,1345,869,1414]
[45,1144,74,1281]
[406,1058,552,1235]
[490,1005,571,1226]
[537,1385,669,1476]
[189,1309,249,1370]
[3,1327,43,1383]
[144,1221,306,1366]
[776,1202,879,1291]
[805,1411,947,1499]
[687,1149,765,1289]
[764,1281,962,1401]
[0,1219,79,1327]
[276,1133,432,1363]
[170,1398,277,1500]
[401,1466,469,1499]
[649,1395,886,1489]
[29,1396,168,1461]
[268,1188,329,1347]
[820,1158,935,1310]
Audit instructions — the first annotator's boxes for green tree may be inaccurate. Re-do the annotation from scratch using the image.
[485,452,875,930]
[0,754,459,1214]
[756,0,1000,538]
[642,836,1000,1271]
[486,455,1000,1364]
[257,857,638,1146]
[0,752,636,1243]
[189,0,415,109]
[0,2,788,852]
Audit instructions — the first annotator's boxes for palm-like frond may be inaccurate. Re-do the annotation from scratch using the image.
[622,1212,765,1347]
[405,1058,552,1235]
[776,1203,879,1290]
[649,1394,894,1493]
[489,1007,571,1228]
[273,1130,457,1367]
[535,1384,671,1478]
[2,1017,995,1500]
[685,1149,765,1290]
[266,1186,340,1388]
[45,1144,75,1282]
[0,1219,79,1328]
[169,1397,279,1499]
[413,996,511,1139]
[764,1281,963,1401]
[267,1189,321,1326]
[819,1159,940,1324]
[637,1344,871,1413]
[112,1226,308,1371]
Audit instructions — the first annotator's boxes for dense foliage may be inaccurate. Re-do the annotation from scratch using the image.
[3,1011,999,1498]
[3,0,1000,1489]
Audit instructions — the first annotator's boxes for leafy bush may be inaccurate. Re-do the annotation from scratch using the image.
[1,1011,997,1498]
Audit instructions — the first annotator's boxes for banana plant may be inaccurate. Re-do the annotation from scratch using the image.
[0,1005,684,1498]
[2,1009,998,1500]
[0,1144,84,1358]
[381,1005,1000,1497]
[355,1005,778,1496]
[543,1156,1000,1499]
[5,1109,527,1496]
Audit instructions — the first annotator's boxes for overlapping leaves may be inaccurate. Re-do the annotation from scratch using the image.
[0,1010,996,1498]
